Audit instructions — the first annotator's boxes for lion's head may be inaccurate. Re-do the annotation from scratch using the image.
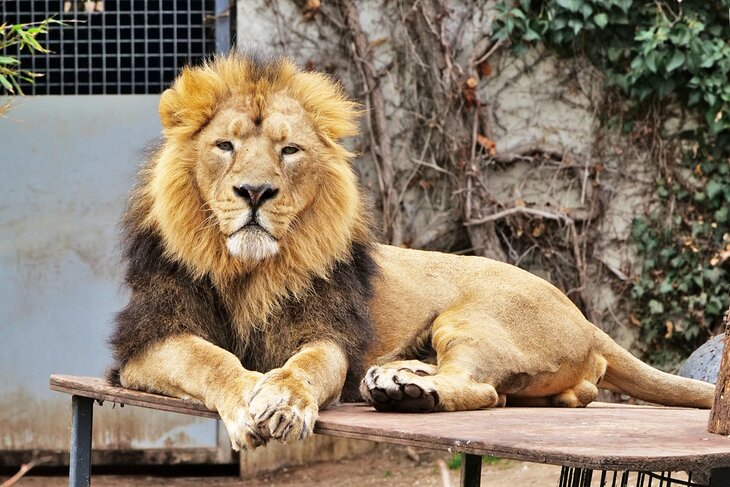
[129,54,370,288]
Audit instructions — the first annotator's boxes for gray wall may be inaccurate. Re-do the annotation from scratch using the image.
[0,96,223,461]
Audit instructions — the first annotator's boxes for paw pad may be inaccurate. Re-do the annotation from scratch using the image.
[361,366,440,412]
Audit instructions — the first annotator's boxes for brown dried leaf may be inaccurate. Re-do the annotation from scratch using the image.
[476,134,497,156]
[531,222,545,238]
[477,61,493,78]
[629,314,641,327]
[303,0,321,20]
[664,320,674,339]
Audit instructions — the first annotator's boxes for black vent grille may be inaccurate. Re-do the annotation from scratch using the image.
[2,1,218,95]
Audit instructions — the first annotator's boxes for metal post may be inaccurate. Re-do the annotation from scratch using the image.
[215,0,231,54]
[710,467,730,487]
[69,395,94,487]
[460,453,482,487]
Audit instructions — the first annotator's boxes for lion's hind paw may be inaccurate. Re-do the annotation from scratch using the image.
[360,365,440,412]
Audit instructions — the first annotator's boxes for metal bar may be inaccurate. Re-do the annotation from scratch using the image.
[101,1,106,94]
[69,395,94,487]
[116,0,122,93]
[460,454,481,487]
[215,0,230,53]
[30,0,36,94]
[710,467,730,487]
[172,0,179,84]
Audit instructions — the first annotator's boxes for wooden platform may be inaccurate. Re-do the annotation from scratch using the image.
[50,374,730,472]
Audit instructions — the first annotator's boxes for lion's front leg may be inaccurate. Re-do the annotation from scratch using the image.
[119,333,267,451]
[246,340,348,443]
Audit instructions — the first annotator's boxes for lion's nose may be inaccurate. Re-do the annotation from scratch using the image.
[233,183,279,209]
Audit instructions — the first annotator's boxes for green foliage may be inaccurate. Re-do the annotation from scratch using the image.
[446,453,503,469]
[0,18,59,95]
[631,142,730,364]
[493,1,730,133]
[493,0,730,367]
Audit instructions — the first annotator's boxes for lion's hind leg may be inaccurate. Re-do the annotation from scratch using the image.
[508,380,599,408]
[360,363,499,412]
[551,379,598,408]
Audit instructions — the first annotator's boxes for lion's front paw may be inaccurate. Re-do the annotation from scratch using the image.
[218,404,269,452]
[246,369,318,443]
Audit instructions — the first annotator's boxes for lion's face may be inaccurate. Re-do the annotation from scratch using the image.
[195,92,325,262]
[149,56,362,278]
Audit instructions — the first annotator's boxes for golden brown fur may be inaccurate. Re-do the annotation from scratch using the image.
[109,53,715,452]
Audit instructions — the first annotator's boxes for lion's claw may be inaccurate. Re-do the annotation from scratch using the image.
[219,406,269,451]
[246,369,318,443]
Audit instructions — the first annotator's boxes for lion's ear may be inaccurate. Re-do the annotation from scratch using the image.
[159,87,182,130]
[289,71,362,141]
[158,66,223,136]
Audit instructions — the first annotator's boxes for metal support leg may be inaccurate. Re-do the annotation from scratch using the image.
[460,453,482,487]
[710,467,730,487]
[69,395,93,487]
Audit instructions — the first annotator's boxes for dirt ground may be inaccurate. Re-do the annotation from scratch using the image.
[6,446,564,486]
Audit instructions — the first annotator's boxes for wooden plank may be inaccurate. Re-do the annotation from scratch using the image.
[315,403,730,471]
[50,375,730,472]
[49,375,219,419]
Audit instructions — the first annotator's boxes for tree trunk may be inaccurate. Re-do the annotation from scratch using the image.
[708,307,730,435]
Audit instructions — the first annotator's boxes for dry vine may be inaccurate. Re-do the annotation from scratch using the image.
[298,0,610,321]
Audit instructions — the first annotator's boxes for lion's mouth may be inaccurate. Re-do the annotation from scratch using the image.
[230,219,273,238]
[226,218,281,261]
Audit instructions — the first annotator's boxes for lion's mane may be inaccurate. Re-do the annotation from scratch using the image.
[107,54,378,400]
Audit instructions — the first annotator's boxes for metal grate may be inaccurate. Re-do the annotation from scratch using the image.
[1,0,222,95]
[558,467,708,487]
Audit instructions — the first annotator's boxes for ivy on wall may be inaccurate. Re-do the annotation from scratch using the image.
[493,0,730,367]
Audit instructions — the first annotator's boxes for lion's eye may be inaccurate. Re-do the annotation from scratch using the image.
[281,145,300,156]
[216,141,234,152]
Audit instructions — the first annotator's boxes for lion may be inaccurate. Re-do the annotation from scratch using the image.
[108,53,715,451]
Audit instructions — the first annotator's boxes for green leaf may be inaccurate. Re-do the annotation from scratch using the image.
[556,0,582,13]
[665,51,685,72]
[579,3,593,19]
[0,56,19,65]
[568,19,584,35]
[645,51,657,73]
[0,73,14,93]
[704,268,723,285]
[648,299,665,315]
[509,8,527,20]
[659,279,674,294]
[593,13,609,29]
[523,29,541,41]
[706,180,723,199]
[715,206,729,223]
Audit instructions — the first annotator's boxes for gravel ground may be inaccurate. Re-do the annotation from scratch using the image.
[5,446,564,486]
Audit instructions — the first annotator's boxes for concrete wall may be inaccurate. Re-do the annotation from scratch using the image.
[0,95,226,465]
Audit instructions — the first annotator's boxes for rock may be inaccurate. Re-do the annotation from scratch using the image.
[677,334,725,384]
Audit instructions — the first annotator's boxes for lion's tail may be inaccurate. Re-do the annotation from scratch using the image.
[600,337,715,408]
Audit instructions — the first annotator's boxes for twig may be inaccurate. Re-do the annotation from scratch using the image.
[269,0,288,52]
[491,143,565,164]
[568,221,593,322]
[1,456,53,487]
[473,38,504,66]
[464,206,575,226]
[436,459,452,487]
[340,0,402,244]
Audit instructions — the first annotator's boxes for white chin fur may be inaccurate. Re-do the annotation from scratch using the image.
[226,231,280,262]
